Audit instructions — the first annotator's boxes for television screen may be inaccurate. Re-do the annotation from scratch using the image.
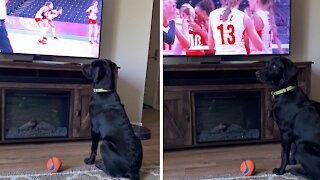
[163,0,290,56]
[1,0,103,58]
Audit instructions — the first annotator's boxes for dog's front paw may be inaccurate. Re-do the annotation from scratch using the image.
[84,156,96,165]
[272,168,285,175]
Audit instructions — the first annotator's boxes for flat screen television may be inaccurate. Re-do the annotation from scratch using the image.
[163,0,291,57]
[1,0,103,59]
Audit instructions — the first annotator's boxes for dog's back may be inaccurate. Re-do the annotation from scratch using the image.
[290,94,320,180]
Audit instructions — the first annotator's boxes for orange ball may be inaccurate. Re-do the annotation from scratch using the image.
[240,160,255,176]
[47,157,62,173]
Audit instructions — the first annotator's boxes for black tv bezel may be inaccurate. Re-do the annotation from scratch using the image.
[163,0,292,59]
[1,0,105,60]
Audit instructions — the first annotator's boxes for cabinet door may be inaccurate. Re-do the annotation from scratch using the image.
[164,91,192,149]
[72,89,91,138]
[79,94,91,137]
[263,88,280,140]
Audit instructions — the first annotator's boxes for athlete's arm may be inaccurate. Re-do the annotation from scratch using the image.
[190,22,208,44]
[5,0,8,6]
[269,14,283,53]
[86,6,92,13]
[207,18,215,54]
[274,36,283,53]
[163,20,175,45]
[244,14,263,51]
[175,19,190,49]
[251,13,264,32]
[269,14,277,37]
[41,7,49,19]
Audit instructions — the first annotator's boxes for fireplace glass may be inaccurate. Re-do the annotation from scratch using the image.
[4,90,70,139]
[195,91,261,143]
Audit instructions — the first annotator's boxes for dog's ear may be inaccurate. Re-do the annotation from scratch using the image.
[109,61,117,70]
[281,58,298,81]
[92,62,106,83]
[82,64,92,80]
[105,59,117,70]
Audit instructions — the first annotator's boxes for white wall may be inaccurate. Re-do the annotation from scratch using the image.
[289,0,320,101]
[305,0,320,102]
[100,0,153,124]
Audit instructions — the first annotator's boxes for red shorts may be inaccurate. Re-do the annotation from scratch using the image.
[88,19,97,24]
[35,18,42,23]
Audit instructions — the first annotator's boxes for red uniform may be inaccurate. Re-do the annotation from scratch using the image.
[186,29,206,55]
[88,19,97,24]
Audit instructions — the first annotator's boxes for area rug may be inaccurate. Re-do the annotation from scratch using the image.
[0,164,159,180]
[173,172,307,180]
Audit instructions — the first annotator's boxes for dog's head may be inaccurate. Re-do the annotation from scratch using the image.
[256,57,298,86]
[82,59,117,89]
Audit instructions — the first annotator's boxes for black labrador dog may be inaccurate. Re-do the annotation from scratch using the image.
[82,59,143,180]
[256,57,320,180]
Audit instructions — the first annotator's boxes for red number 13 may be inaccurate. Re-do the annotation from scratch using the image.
[217,24,236,45]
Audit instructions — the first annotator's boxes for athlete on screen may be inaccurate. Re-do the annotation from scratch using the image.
[44,7,63,40]
[208,0,263,55]
[86,0,99,44]
[192,0,215,43]
[179,3,206,56]
[35,1,53,44]
[246,0,283,54]
[163,0,177,55]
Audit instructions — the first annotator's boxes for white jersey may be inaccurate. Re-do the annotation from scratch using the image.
[209,7,246,55]
[87,6,98,20]
[250,10,272,54]
[35,6,48,19]
[0,0,6,20]
[46,10,59,20]
[163,19,185,56]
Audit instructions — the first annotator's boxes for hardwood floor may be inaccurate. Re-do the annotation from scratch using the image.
[164,143,286,178]
[0,109,159,174]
